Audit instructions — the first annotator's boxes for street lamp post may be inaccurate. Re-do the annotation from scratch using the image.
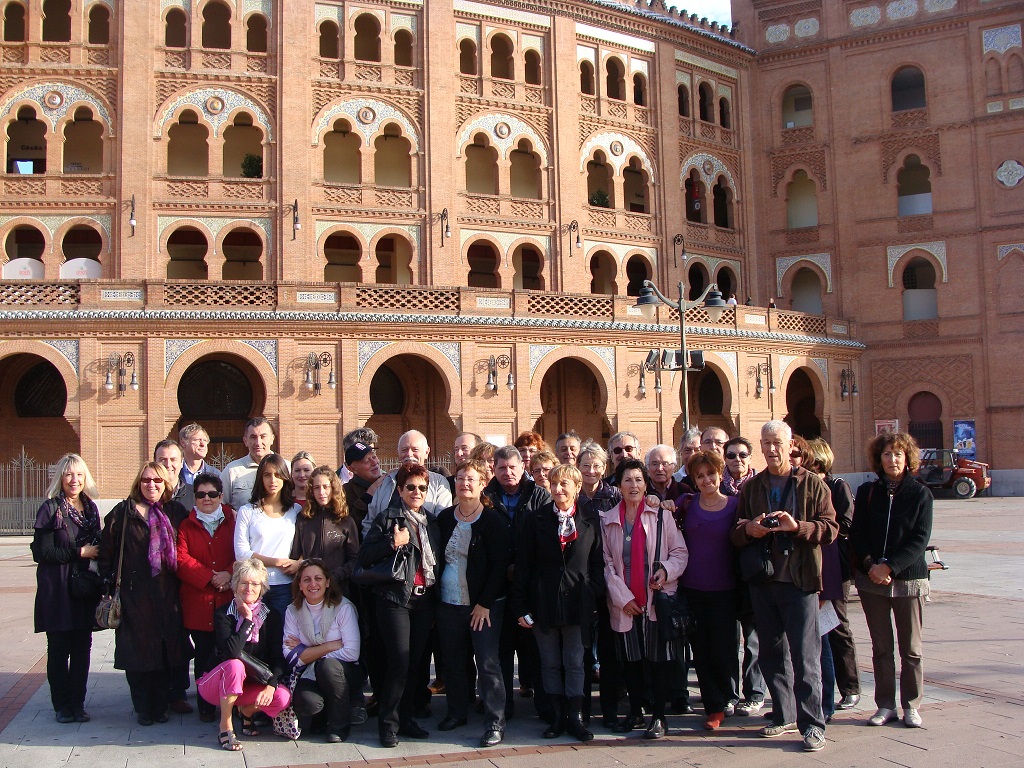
[634,279,728,432]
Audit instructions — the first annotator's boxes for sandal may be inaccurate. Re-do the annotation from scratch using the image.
[219,730,243,751]
[240,713,260,737]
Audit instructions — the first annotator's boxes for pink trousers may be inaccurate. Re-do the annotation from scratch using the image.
[197,659,291,717]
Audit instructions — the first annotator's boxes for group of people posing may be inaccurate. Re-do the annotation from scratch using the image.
[33,417,934,755]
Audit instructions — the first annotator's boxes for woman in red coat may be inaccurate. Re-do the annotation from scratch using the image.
[177,471,236,722]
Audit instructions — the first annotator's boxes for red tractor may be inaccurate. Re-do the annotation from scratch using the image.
[915,448,991,499]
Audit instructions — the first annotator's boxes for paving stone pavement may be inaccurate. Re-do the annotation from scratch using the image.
[0,497,1021,768]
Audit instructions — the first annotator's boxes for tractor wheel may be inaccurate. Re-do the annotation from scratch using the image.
[953,477,976,499]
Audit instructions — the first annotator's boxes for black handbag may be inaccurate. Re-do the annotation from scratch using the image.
[239,650,275,686]
[69,566,104,600]
[739,539,774,584]
[351,546,411,586]
[652,510,695,642]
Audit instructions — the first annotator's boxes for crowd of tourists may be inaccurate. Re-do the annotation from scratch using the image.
[32,417,933,753]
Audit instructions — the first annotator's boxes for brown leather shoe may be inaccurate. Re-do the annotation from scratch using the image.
[168,699,194,714]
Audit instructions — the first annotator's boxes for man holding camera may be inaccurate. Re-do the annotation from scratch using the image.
[730,420,838,752]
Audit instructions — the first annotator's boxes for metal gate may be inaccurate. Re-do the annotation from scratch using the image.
[0,447,54,535]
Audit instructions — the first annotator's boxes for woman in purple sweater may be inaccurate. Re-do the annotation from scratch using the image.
[674,451,740,731]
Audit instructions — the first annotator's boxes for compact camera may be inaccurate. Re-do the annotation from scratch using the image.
[760,516,782,530]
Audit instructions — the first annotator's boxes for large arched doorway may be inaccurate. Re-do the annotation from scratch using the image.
[908,390,942,449]
[672,366,730,445]
[0,354,77,463]
[784,367,821,438]
[175,356,264,466]
[533,358,610,446]
[366,355,457,468]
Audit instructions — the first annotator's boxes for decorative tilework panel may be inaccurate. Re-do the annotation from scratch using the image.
[43,339,78,375]
[585,346,615,377]
[529,344,558,380]
[242,339,277,374]
[358,341,392,377]
[427,342,461,377]
[165,339,203,375]
[886,241,947,287]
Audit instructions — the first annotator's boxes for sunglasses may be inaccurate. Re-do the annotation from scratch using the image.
[141,477,164,485]
[194,490,222,499]
[790,453,802,459]
[404,484,428,493]
[725,451,750,460]
[612,446,636,454]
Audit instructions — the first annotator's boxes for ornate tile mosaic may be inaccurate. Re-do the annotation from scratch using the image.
[315,3,344,23]
[165,339,203,375]
[157,216,272,256]
[241,339,277,374]
[776,253,832,296]
[157,88,273,139]
[581,132,654,180]
[456,22,479,42]
[765,24,790,44]
[794,18,819,37]
[458,0,550,28]
[924,0,956,11]
[850,6,881,27]
[680,152,736,194]
[43,339,78,375]
[427,342,461,377]
[812,357,829,387]
[358,341,392,377]
[457,113,548,164]
[995,159,1024,187]
[529,344,558,380]
[0,83,113,133]
[886,0,918,20]
[460,229,549,258]
[243,0,272,19]
[708,350,737,385]
[585,346,615,377]
[997,244,1024,261]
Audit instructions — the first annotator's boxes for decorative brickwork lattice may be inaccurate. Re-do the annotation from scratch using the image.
[634,106,650,126]
[587,208,616,228]
[61,180,104,196]
[168,181,209,198]
[897,215,933,233]
[324,186,362,205]
[40,46,70,63]
[459,76,478,95]
[247,56,268,73]
[700,122,716,141]
[716,228,737,247]
[222,182,264,201]
[511,200,545,220]
[466,195,500,215]
[686,222,710,241]
[375,188,414,209]
[395,68,415,87]
[669,307,736,325]
[164,50,186,69]
[492,81,516,99]
[355,287,459,313]
[527,293,613,319]
[320,60,341,79]
[2,46,26,63]
[355,64,382,82]
[4,179,44,196]
[607,101,627,119]
[786,227,819,245]
[678,118,692,137]
[87,48,109,66]
[870,353,974,418]
[775,312,826,335]
[581,95,597,114]
[525,86,543,105]
[891,108,928,130]
[781,126,814,145]
[770,147,828,195]
[720,128,734,147]
[881,130,941,182]
[165,283,275,308]
[202,52,231,70]
[903,320,939,339]
[624,212,652,232]
[0,283,78,306]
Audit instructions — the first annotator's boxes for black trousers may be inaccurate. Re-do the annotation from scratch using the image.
[190,630,217,715]
[499,598,547,716]
[592,603,623,719]
[46,629,93,712]
[687,587,740,714]
[438,601,505,729]
[126,667,171,719]
[375,591,436,735]
[292,658,363,731]
[828,580,861,697]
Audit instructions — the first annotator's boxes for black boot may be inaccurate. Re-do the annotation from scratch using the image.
[543,696,565,739]
[566,696,594,742]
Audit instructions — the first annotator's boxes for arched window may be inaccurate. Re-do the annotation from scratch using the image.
[467,241,500,288]
[459,39,477,75]
[394,29,413,67]
[580,60,595,95]
[374,236,412,284]
[63,107,103,174]
[41,0,70,42]
[323,119,360,183]
[586,150,613,208]
[353,14,381,62]
[790,267,823,314]
[677,84,690,117]
[891,66,926,111]
[4,225,45,262]
[222,113,263,178]
[985,58,1002,96]
[7,106,47,174]
[490,33,513,80]
[524,49,541,85]
[907,391,942,449]
[318,20,340,59]
[697,370,724,416]
[684,170,706,223]
[712,177,733,228]
[1010,53,1024,93]
[698,82,715,122]
[246,13,267,53]
[60,224,102,268]
[896,154,932,216]
[786,170,818,228]
[687,262,709,300]
[509,139,541,199]
[14,360,67,417]
[625,255,649,296]
[589,250,617,295]
[222,227,263,280]
[166,226,208,279]
[165,8,186,48]
[373,123,411,188]
[622,157,648,213]
[512,245,543,290]
[3,3,25,42]
[202,2,231,49]
[632,73,647,106]
[323,232,361,282]
[716,266,736,298]
[606,57,625,100]
[902,257,937,320]
[719,97,731,128]
[87,5,109,44]
[781,84,813,128]
[465,133,498,195]
[167,109,209,176]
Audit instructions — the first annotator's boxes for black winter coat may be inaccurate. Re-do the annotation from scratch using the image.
[483,476,551,568]
[436,505,510,609]
[359,503,441,607]
[290,508,360,592]
[208,601,286,688]
[850,474,933,582]
[33,496,101,633]
[98,499,191,671]
[511,503,605,642]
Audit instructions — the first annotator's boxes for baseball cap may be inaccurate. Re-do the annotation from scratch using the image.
[345,442,374,466]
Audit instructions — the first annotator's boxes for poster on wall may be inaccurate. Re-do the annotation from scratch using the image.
[953,420,976,460]
[874,419,899,435]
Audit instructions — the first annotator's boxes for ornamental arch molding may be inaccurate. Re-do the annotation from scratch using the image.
[581,132,655,182]
[457,113,548,164]
[0,340,80,407]
[776,356,827,406]
[680,152,736,196]
[312,98,419,150]
[164,339,279,414]
[886,242,947,287]
[356,342,462,424]
[777,253,833,296]
[156,87,273,140]
[528,347,615,423]
[0,82,114,135]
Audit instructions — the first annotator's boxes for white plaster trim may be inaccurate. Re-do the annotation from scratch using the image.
[581,132,656,182]
[776,253,833,296]
[457,113,548,164]
[576,22,654,52]
[886,241,947,287]
[673,50,738,79]
[680,152,736,195]
[997,244,1024,261]
[312,98,418,150]
[456,0,549,27]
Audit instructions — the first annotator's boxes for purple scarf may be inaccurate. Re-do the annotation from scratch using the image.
[55,493,101,546]
[721,467,756,497]
[146,502,177,576]
[228,599,270,642]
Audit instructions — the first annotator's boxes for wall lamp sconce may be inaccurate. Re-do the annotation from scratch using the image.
[486,354,513,392]
[104,352,137,396]
[840,368,859,400]
[672,233,685,268]
[747,362,775,398]
[627,363,648,399]
[438,208,452,246]
[128,194,137,236]
[284,199,301,240]
[304,352,336,395]
[565,219,581,256]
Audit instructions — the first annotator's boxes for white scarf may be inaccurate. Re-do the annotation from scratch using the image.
[296,599,342,645]
[194,505,225,536]
[404,506,436,586]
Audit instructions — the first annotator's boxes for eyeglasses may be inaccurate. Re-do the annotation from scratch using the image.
[140,477,164,485]
[612,446,636,454]
[703,440,727,448]
[790,453,802,459]
[194,490,222,499]
[725,451,750,460]
[404,484,428,493]
[648,461,673,468]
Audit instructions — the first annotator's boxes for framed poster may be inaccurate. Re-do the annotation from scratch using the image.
[953,420,976,460]
[874,419,899,435]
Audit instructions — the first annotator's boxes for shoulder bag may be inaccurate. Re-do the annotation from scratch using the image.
[95,504,128,630]
[652,509,695,642]
[351,520,411,586]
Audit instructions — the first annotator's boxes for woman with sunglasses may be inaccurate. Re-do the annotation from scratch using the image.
[358,464,440,748]
[721,437,756,496]
[177,471,236,722]
[99,462,190,725]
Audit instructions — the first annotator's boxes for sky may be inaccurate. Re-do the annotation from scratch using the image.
[669,0,732,25]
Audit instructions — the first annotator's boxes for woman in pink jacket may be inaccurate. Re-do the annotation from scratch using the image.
[600,458,688,739]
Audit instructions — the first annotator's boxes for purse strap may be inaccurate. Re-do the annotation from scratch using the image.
[653,507,663,579]
[112,501,129,591]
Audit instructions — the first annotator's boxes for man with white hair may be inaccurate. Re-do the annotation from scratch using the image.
[645,444,683,501]
[672,426,702,491]
[730,420,838,752]
[362,430,453,534]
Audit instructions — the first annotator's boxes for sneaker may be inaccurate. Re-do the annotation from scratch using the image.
[760,722,798,738]
[802,725,826,752]
[723,700,737,717]
[868,708,898,726]
[836,694,860,710]
[735,699,764,716]
[903,708,923,728]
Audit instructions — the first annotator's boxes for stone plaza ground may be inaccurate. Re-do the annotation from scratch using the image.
[0,497,1020,768]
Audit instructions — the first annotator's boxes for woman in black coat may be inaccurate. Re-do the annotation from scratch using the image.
[99,462,190,725]
[512,464,605,742]
[358,463,441,748]
[436,459,511,748]
[33,453,103,724]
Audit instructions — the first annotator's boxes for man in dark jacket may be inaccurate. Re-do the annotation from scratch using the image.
[730,420,838,753]
[485,445,551,718]
[342,441,382,532]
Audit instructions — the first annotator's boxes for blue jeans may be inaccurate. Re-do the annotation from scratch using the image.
[820,627,835,720]
[534,624,585,698]
[265,583,293,619]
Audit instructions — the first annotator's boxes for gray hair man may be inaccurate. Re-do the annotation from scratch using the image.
[672,426,702,486]
[362,429,453,534]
